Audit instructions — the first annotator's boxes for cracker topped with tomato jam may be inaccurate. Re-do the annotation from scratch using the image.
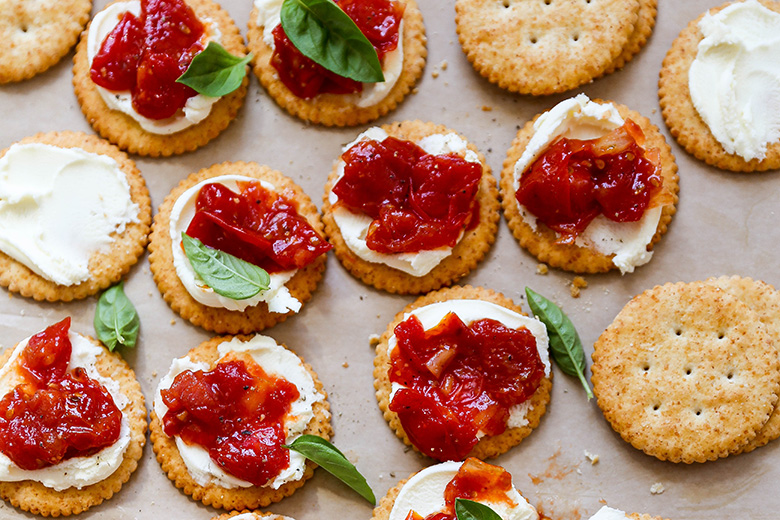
[500,95,678,274]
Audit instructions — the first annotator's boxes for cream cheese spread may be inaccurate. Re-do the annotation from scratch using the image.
[512,94,663,274]
[328,127,480,277]
[388,461,539,520]
[154,334,325,489]
[0,331,131,491]
[0,143,139,286]
[254,0,404,108]
[688,0,780,161]
[388,300,551,431]
[588,506,630,520]
[169,175,301,313]
[87,1,221,135]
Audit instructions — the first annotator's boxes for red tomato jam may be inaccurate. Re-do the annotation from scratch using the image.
[515,120,669,243]
[90,0,205,120]
[404,458,518,520]
[0,318,122,471]
[270,0,404,99]
[388,312,544,461]
[185,181,332,273]
[161,357,300,485]
[333,137,482,254]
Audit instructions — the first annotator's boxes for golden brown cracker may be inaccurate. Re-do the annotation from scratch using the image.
[604,0,657,75]
[148,161,327,335]
[500,99,678,274]
[212,512,292,520]
[592,281,780,463]
[628,515,669,520]
[322,120,499,295]
[455,0,639,95]
[0,131,151,302]
[0,0,91,84]
[658,0,780,172]
[374,285,552,460]
[72,0,248,157]
[0,335,147,517]
[150,335,332,511]
[247,0,426,126]
[703,275,780,453]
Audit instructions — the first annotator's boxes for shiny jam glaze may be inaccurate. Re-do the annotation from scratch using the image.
[161,357,300,485]
[90,0,206,120]
[333,137,482,254]
[404,458,519,520]
[185,181,332,274]
[388,312,544,461]
[0,318,122,471]
[515,120,669,243]
[270,0,404,99]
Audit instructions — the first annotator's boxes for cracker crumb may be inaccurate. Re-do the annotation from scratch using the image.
[584,450,599,465]
[650,482,665,494]
[412,87,419,94]
[170,319,176,325]
[19,309,24,316]
[432,70,439,78]
[440,60,448,70]
[536,263,549,275]
[481,105,493,112]
[570,285,581,298]
[342,362,349,368]
[369,333,381,346]
[152,371,158,378]
[570,276,587,298]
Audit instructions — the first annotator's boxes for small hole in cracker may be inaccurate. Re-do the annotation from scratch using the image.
[572,33,580,42]
[543,0,552,5]
[21,25,29,33]
[652,404,660,411]
[675,329,682,336]
[718,331,725,339]
[642,363,650,372]
[685,367,692,376]
[727,371,734,379]
[530,36,538,44]
[695,409,702,416]
[501,0,510,7]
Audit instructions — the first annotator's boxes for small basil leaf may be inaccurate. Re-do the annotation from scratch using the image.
[525,287,594,400]
[176,42,252,97]
[285,434,376,504]
[94,281,140,352]
[455,498,503,520]
[280,0,384,83]
[181,233,270,300]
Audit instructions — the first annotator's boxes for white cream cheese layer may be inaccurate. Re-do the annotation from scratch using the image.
[388,461,539,520]
[254,0,404,108]
[688,0,780,161]
[169,175,301,313]
[388,300,550,431]
[512,94,663,274]
[328,127,480,277]
[154,335,325,489]
[588,506,630,520]
[0,331,131,491]
[0,143,139,286]
[87,1,221,135]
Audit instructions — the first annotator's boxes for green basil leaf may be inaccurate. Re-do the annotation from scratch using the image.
[455,499,503,520]
[525,287,594,400]
[176,42,252,97]
[285,434,376,504]
[280,0,384,83]
[94,282,140,352]
[181,233,270,300]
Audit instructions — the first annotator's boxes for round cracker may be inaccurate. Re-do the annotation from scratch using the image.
[603,0,657,75]
[72,0,248,157]
[374,285,552,461]
[658,0,780,172]
[148,161,327,334]
[592,281,780,463]
[212,513,292,520]
[500,100,678,274]
[149,335,332,511]
[455,0,639,95]
[628,515,669,520]
[322,121,499,295]
[0,131,151,302]
[247,0,426,126]
[0,334,147,517]
[703,275,780,453]
[0,0,91,84]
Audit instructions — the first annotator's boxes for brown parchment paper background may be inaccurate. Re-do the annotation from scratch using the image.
[1,1,779,519]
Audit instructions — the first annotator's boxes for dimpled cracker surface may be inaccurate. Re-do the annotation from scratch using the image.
[322,121,499,294]
[72,0,248,157]
[0,132,152,302]
[374,286,552,461]
[658,0,780,172]
[455,0,639,95]
[212,512,291,520]
[150,335,332,511]
[247,0,426,126]
[0,0,91,84]
[592,281,780,463]
[499,100,678,273]
[0,336,147,517]
[148,162,327,334]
